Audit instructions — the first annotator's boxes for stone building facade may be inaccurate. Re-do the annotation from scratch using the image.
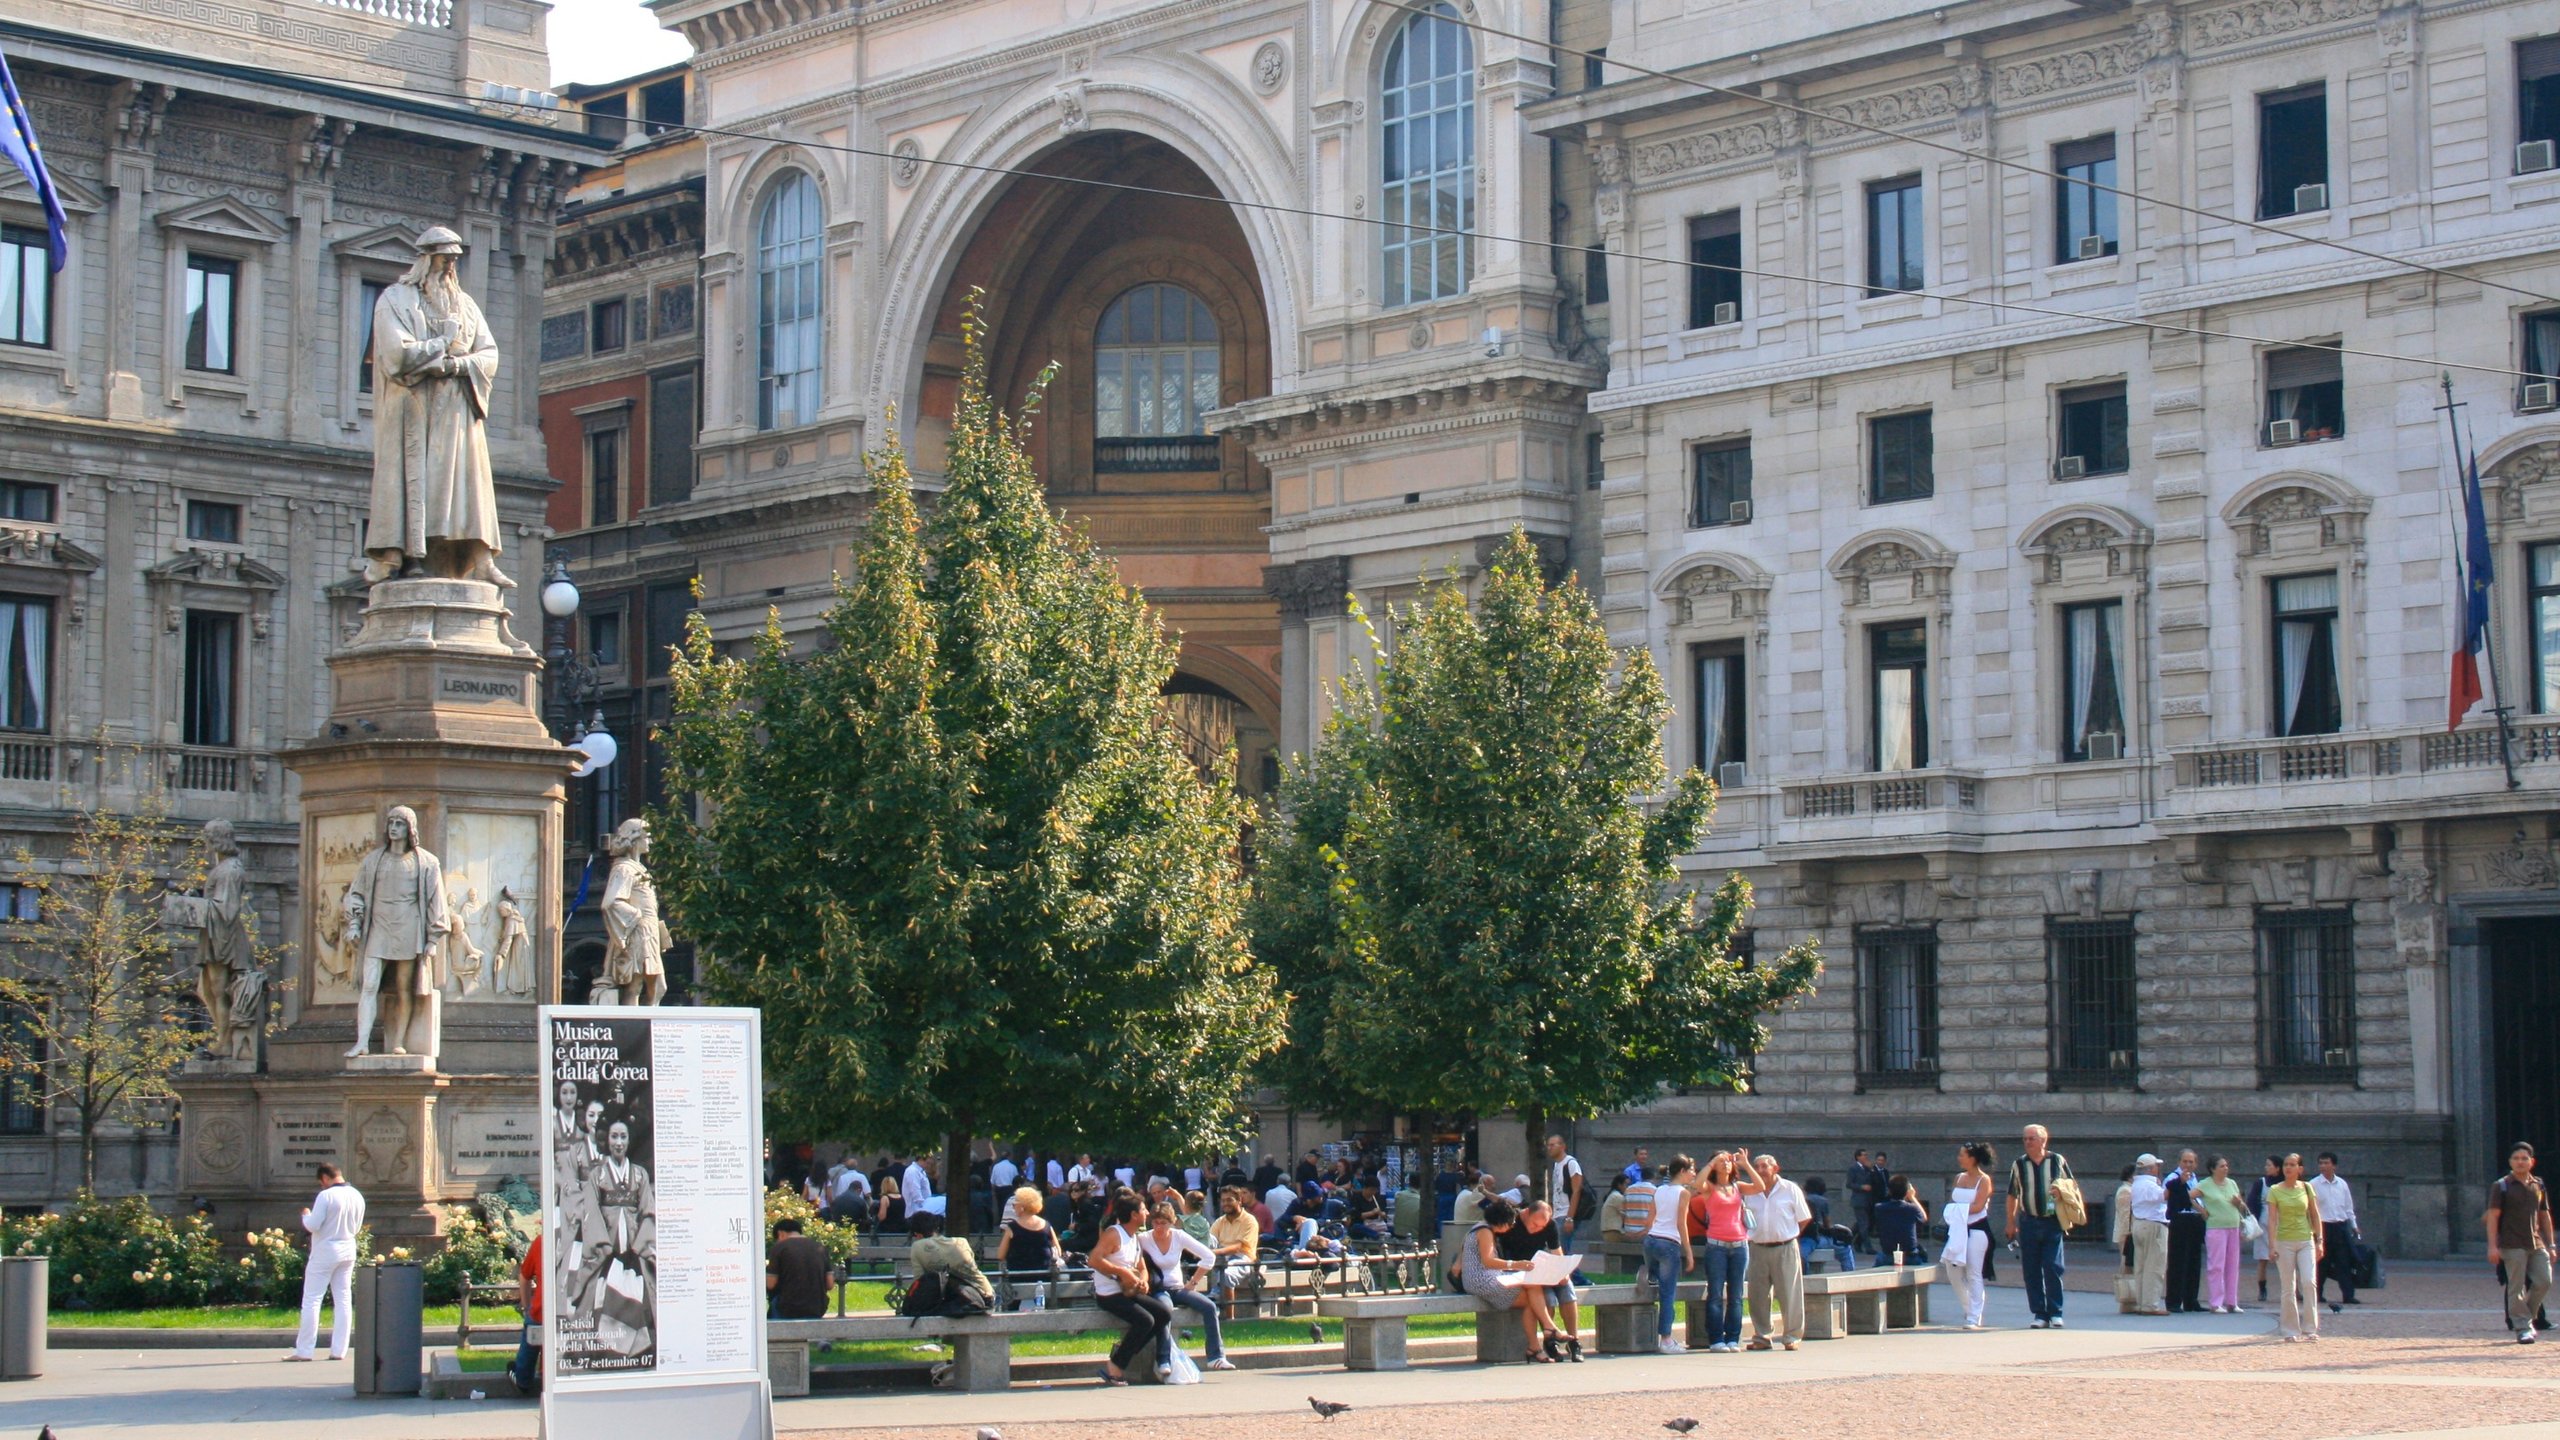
[1531,0,2560,1254]
[0,0,593,1205]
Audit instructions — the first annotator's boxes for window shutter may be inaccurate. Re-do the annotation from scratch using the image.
[2265,344,2341,389]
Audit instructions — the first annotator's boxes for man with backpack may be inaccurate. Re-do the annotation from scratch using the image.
[2487,1141,2554,1345]
[902,1210,994,1318]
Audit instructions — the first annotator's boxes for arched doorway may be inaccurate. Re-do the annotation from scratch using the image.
[920,132,1282,773]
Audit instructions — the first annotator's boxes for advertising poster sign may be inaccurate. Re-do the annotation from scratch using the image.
[541,1005,770,1440]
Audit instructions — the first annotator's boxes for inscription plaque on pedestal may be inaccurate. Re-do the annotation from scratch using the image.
[268,1111,346,1175]
[448,1107,540,1179]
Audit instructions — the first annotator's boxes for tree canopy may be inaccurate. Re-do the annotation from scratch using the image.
[1251,529,1818,1139]
[653,300,1280,1172]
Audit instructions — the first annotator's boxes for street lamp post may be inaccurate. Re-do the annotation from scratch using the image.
[540,551,616,775]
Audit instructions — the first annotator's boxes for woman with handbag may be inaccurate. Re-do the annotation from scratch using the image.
[1940,1143,1996,1330]
[1141,1200,1234,1371]
[2265,1153,2326,1342]
[2198,1155,2252,1314]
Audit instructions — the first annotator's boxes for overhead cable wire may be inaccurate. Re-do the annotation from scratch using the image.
[1379,0,2560,308]
[344,82,2546,384]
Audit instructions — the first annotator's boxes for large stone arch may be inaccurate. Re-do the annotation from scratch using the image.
[868,69,1308,444]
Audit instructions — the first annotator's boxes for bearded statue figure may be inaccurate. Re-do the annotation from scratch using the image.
[362,226,511,589]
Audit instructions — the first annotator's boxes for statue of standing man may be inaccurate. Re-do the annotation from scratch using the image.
[599,819,669,1007]
[341,806,449,1060]
[191,819,251,1056]
[363,226,512,589]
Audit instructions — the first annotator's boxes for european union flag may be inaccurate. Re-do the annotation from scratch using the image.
[0,50,67,272]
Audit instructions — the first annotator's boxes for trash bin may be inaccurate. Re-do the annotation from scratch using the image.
[0,1255,45,1380]
[352,1260,424,1397]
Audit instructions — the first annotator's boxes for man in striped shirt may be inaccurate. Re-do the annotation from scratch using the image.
[2006,1125,2076,1328]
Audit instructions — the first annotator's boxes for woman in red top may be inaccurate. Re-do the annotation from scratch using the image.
[1687,1152,1752,1352]
[508,1235,544,1394]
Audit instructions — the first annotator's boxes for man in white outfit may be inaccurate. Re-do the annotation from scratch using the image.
[291,1163,366,1361]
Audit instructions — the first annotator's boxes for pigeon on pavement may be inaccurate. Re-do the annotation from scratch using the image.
[1665,1421,1702,1435]
[977,1428,1005,1440]
[1309,1396,1353,1420]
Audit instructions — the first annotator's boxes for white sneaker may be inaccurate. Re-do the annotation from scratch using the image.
[2521,1328,2538,1346]
[2047,1317,2065,1329]
[1205,1357,1238,1370]
[1658,1338,1688,1354]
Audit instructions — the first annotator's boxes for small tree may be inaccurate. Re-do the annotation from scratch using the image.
[0,772,205,1191]
[656,299,1282,1219]
[1255,529,1820,1174]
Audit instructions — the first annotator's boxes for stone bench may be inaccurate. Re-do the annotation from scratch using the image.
[1801,1262,1942,1337]
[767,1307,1197,1395]
[1316,1283,1646,1370]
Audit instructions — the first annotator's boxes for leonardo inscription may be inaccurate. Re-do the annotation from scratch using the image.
[440,673,526,703]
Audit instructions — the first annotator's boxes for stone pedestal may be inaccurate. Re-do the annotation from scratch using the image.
[175,578,568,1242]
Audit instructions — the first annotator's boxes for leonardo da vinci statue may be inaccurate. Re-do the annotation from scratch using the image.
[363,226,512,589]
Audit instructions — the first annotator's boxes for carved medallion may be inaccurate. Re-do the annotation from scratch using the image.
[1251,41,1289,96]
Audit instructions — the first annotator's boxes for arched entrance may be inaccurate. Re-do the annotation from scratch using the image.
[920,132,1281,793]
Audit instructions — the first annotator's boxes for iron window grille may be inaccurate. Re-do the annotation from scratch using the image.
[2048,918,2138,1089]
[2255,908,2357,1083]
[1857,925,1939,1089]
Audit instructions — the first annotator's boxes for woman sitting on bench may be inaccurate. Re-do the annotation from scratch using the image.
[1459,1197,1567,1363]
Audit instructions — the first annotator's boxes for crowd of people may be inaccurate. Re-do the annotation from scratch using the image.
[758,1128,2556,1381]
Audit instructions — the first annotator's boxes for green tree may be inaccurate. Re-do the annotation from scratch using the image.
[654,300,1281,1216]
[0,764,208,1191]
[1254,529,1819,1171]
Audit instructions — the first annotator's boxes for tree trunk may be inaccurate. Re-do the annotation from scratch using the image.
[80,1111,96,1193]
[941,1123,975,1241]
[1524,1106,1548,1208]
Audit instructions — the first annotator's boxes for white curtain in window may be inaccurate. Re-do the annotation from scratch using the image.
[1878,668,1915,771]
[2277,619,2314,735]
[2068,606,2100,750]
[0,599,44,731]
[756,172,823,431]
[1697,656,1728,772]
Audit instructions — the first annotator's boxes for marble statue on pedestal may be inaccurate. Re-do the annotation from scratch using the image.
[362,226,511,589]
[190,819,252,1055]
[597,818,669,1006]
[341,806,448,1059]
[222,964,267,1064]
[491,887,532,998]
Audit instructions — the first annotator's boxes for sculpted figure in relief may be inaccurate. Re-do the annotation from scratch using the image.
[598,819,670,1007]
[190,819,251,1055]
[362,227,511,588]
[341,806,448,1059]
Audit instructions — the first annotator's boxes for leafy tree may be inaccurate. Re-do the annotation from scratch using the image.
[0,767,209,1191]
[1253,529,1819,1169]
[655,299,1281,1217]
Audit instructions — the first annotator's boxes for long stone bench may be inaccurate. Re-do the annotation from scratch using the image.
[1800,1262,1942,1337]
[1316,1283,1648,1370]
[767,1308,1196,1396]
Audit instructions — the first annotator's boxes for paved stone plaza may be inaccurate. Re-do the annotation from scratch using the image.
[0,1261,2548,1440]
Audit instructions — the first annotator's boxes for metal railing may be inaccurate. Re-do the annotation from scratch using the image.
[1094,436,1221,473]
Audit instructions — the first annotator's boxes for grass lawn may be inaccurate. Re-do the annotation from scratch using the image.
[51,1304,523,1330]
[812,1311,1488,1366]
[455,1347,514,1373]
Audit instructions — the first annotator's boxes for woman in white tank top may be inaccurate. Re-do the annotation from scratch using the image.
[1941,1142,1996,1329]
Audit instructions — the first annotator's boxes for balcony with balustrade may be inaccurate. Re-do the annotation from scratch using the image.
[1764,767,1988,862]
[0,738,280,826]
[2162,720,2560,832]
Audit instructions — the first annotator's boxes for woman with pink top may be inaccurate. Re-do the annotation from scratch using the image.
[1686,1151,1752,1352]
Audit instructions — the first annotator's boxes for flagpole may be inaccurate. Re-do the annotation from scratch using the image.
[2438,373,2520,790]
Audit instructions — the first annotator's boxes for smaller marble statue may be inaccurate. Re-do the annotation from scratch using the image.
[191,819,251,1054]
[490,886,533,998]
[446,884,488,997]
[599,819,670,1007]
[222,964,267,1064]
[341,805,449,1059]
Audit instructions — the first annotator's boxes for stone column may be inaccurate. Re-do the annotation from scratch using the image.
[1265,557,1350,763]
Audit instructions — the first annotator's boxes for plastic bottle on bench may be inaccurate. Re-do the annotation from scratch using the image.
[1032,1281,1048,1311]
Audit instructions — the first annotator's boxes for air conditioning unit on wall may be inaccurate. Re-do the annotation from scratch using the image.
[2293,182,2329,213]
[2076,233,2109,260]
[2523,381,2559,413]
[2085,731,2124,761]
[1713,301,1738,326]
[1727,500,1753,525]
[2519,139,2558,174]
[2055,455,2088,480]
[1717,761,1748,789]
[2267,418,2302,446]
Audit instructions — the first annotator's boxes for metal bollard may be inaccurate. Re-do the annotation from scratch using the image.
[351,1260,424,1396]
[0,1255,46,1380]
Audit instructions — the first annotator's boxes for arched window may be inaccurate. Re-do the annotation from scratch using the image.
[1380,2,1474,307]
[755,171,822,431]
[1094,283,1221,471]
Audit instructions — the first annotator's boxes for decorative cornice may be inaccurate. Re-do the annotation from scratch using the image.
[1263,555,1350,621]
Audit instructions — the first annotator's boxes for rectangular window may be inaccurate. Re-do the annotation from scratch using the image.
[588,609,624,670]
[641,77,686,136]
[2056,383,2130,478]
[588,427,623,527]
[2258,85,2329,218]
[356,277,386,395]
[0,1003,40,1135]
[1870,621,1929,771]
[2520,37,2560,158]
[1690,440,1752,528]
[591,299,627,355]
[1584,431,1604,492]
[649,369,698,506]
[2525,309,2560,408]
[1856,925,1939,1088]
[1866,175,1924,294]
[646,582,695,680]
[1868,410,1933,504]
[1688,210,1742,326]
[0,481,55,524]
[1693,645,1747,776]
[2049,918,2138,1088]
[181,610,237,748]
[2531,544,2560,713]
[2060,600,2127,762]
[0,225,51,348]
[584,93,630,145]
[185,500,241,545]
[0,595,49,733]
[2265,343,2344,443]
[1582,246,1609,306]
[183,254,238,374]
[0,883,35,922]
[2255,908,2356,1081]
[2271,572,2343,738]
[2054,135,2119,262]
